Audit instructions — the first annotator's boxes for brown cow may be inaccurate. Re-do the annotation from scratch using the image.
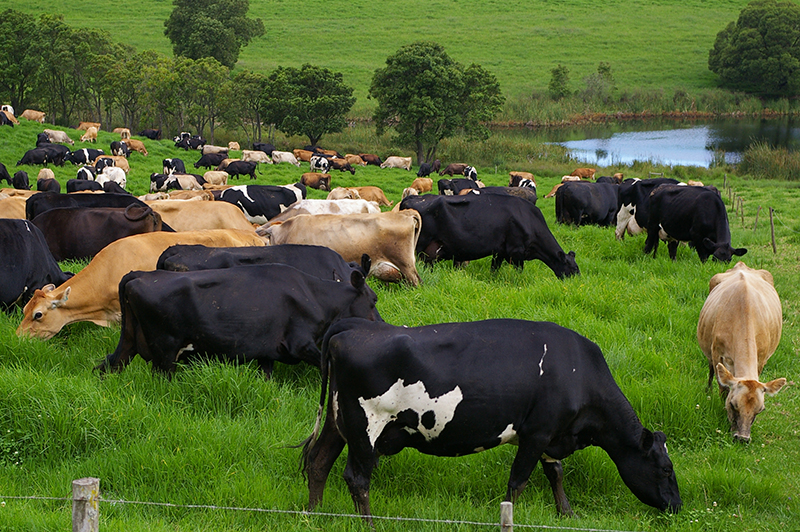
[570,168,596,180]
[359,154,383,166]
[410,177,433,193]
[697,262,787,442]
[0,196,27,219]
[20,109,45,123]
[344,154,367,166]
[330,158,355,175]
[16,229,265,339]
[439,163,469,176]
[348,186,393,207]
[301,172,331,191]
[261,210,422,286]
[147,200,255,232]
[293,149,315,162]
[77,121,101,131]
[327,187,361,200]
[122,138,148,156]
[215,158,240,171]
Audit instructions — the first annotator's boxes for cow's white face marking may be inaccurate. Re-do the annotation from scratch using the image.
[539,344,548,376]
[358,379,463,448]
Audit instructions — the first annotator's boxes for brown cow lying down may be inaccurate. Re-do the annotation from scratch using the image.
[261,211,422,286]
[147,200,255,232]
[348,186,393,206]
[16,229,265,339]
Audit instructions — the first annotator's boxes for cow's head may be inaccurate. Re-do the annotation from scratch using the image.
[16,285,72,340]
[553,250,579,279]
[616,428,682,513]
[704,239,747,262]
[343,255,382,322]
[716,363,786,442]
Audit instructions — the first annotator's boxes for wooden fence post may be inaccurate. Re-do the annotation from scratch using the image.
[500,501,513,532]
[72,477,99,532]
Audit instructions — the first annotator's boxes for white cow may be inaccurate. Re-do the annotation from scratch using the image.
[380,156,412,170]
[241,150,272,164]
[271,150,301,166]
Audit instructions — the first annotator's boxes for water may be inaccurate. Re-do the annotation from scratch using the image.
[541,118,800,168]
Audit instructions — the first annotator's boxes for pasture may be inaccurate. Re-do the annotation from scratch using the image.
[1,119,799,531]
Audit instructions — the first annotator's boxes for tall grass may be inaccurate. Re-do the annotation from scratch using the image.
[737,141,800,181]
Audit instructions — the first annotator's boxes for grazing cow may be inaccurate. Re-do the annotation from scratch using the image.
[348,186,392,207]
[66,179,103,193]
[359,153,383,166]
[555,182,619,226]
[80,126,98,143]
[570,168,596,180]
[301,172,331,191]
[149,173,204,192]
[201,145,229,156]
[380,156,412,170]
[110,141,131,157]
[202,170,228,186]
[66,148,105,166]
[76,166,97,181]
[697,262,786,442]
[147,200,255,232]
[217,185,303,224]
[303,318,682,523]
[0,195,27,218]
[94,155,130,173]
[16,148,50,166]
[263,199,381,224]
[417,159,440,177]
[43,129,74,145]
[12,171,30,190]
[0,109,17,124]
[644,185,746,262]
[614,178,681,240]
[294,149,315,162]
[330,158,356,175]
[0,162,11,186]
[112,127,131,139]
[20,109,45,122]
[261,211,422,285]
[224,160,258,180]
[194,152,228,169]
[36,142,70,166]
[32,205,164,261]
[439,163,469,176]
[326,187,360,200]
[77,121,101,131]
[344,154,367,166]
[271,150,301,166]
[25,192,147,220]
[252,142,275,156]
[310,155,330,173]
[95,260,380,377]
[401,194,579,277]
[241,150,272,164]
[0,219,72,309]
[410,177,433,193]
[509,171,536,187]
[1,104,14,115]
[163,158,187,175]
[37,178,61,193]
[122,138,148,156]
[228,141,240,151]
[438,177,480,195]
[138,129,161,140]
[16,229,265,339]
[96,167,127,189]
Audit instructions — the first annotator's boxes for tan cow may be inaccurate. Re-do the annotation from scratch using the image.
[260,210,422,286]
[241,150,272,164]
[326,187,360,200]
[93,155,130,173]
[202,171,229,186]
[80,126,98,143]
[1,109,19,124]
[37,168,55,181]
[301,172,331,190]
[381,156,412,170]
[167,190,214,201]
[16,229,265,340]
[122,138,148,156]
[570,168,596,180]
[20,109,46,122]
[344,154,367,166]
[348,186,393,207]
[202,145,228,156]
[228,141,240,150]
[697,261,787,442]
[43,129,74,145]
[147,200,255,232]
[0,196,27,219]
[215,158,240,171]
[77,121,101,131]
[262,199,380,224]
[112,128,131,139]
[410,177,433,193]
[0,188,37,198]
[293,149,314,162]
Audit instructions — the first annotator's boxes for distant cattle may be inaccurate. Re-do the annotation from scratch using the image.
[66,148,105,166]
[570,168,596,180]
[217,184,303,224]
[381,156,412,170]
[417,159,440,177]
[644,185,746,262]
[163,158,187,175]
[301,172,331,191]
[113,127,131,139]
[329,158,356,175]
[138,129,161,140]
[344,154,366,166]
[175,136,206,150]
[228,141,240,150]
[410,177,433,193]
[271,150,301,166]
[614,178,681,240]
[43,129,74,145]
[0,219,72,309]
[241,150,272,164]
[310,155,330,173]
[224,160,258,180]
[303,318,682,523]
[0,162,11,187]
[80,126,98,143]
[294,149,315,162]
[215,158,239,172]
[359,153,383,166]
[439,163,469,176]
[202,145,229,156]
[555,182,619,226]
[110,141,131,157]
[16,148,50,166]
[77,121,101,131]
[509,171,536,187]
[348,186,392,206]
[20,109,45,122]
[149,173,204,192]
[122,138,148,156]
[35,142,70,166]
[202,170,228,186]
[252,142,275,156]
[0,112,14,127]
[94,155,130,173]
[698,262,786,442]
[194,153,228,169]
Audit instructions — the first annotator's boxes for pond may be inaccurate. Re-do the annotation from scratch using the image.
[535,117,800,168]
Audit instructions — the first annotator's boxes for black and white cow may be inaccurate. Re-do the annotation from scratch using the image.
[217,185,302,224]
[65,148,105,166]
[302,318,682,523]
[555,181,619,227]
[0,219,73,309]
[193,152,227,169]
[310,155,330,174]
[66,179,103,193]
[615,178,680,240]
[94,157,114,173]
[162,158,187,175]
[224,160,258,180]
[26,191,147,220]
[400,193,579,277]
[94,260,381,377]
[173,132,191,143]
[76,166,97,181]
[110,141,131,157]
[16,148,50,166]
[175,135,206,150]
[437,178,480,195]
[644,184,747,262]
[464,165,478,180]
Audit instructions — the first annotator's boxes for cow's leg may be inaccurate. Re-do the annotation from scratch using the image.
[343,444,377,525]
[668,241,679,260]
[706,361,716,389]
[505,439,544,503]
[491,253,503,271]
[540,458,574,517]
[256,358,274,379]
[305,407,347,510]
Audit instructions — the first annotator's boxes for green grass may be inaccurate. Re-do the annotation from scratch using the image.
[2,117,800,530]
[0,0,755,114]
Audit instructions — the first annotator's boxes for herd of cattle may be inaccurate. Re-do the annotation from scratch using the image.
[0,114,788,520]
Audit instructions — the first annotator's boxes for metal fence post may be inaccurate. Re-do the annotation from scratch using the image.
[72,477,100,532]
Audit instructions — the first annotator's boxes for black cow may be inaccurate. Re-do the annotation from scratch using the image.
[26,192,147,220]
[12,171,30,190]
[16,148,50,166]
[37,178,61,193]
[110,141,131,157]
[644,185,747,262]
[36,132,50,146]
[162,158,186,174]
[157,244,363,283]
[32,205,163,261]
[217,185,302,224]
[400,194,579,277]
[103,181,129,195]
[0,162,10,186]
[416,159,440,177]
[224,160,258,180]
[194,152,227,169]
[329,158,355,175]
[66,179,102,193]
[302,318,682,523]
[555,181,619,226]
[138,128,161,140]
[37,143,70,166]
[615,178,680,240]
[65,148,105,166]
[94,260,381,377]
[0,219,73,310]
[0,112,13,127]
[252,142,275,156]
[437,178,480,195]
[76,166,97,181]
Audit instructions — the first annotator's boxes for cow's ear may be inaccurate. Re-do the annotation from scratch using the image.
[716,363,736,388]
[702,238,717,251]
[640,428,654,450]
[42,284,56,294]
[764,377,787,396]
[732,247,747,256]
[350,269,366,289]
[360,254,371,277]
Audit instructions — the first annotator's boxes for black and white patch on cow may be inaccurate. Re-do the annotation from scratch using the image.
[310,155,329,174]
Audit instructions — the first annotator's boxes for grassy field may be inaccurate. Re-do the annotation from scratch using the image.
[0,0,755,113]
[1,119,800,531]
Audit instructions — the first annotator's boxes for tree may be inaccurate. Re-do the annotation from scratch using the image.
[370,41,504,164]
[33,14,83,125]
[179,57,231,143]
[261,64,355,146]
[709,0,800,96]
[0,9,40,111]
[548,64,571,101]
[222,69,267,146]
[164,0,264,68]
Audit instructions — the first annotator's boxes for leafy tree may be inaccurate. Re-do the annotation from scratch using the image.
[180,57,231,143]
[32,14,83,125]
[581,62,616,104]
[222,69,267,146]
[709,0,800,96]
[370,41,504,164]
[262,64,355,146]
[0,9,40,111]
[164,0,264,68]
[548,64,571,101]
